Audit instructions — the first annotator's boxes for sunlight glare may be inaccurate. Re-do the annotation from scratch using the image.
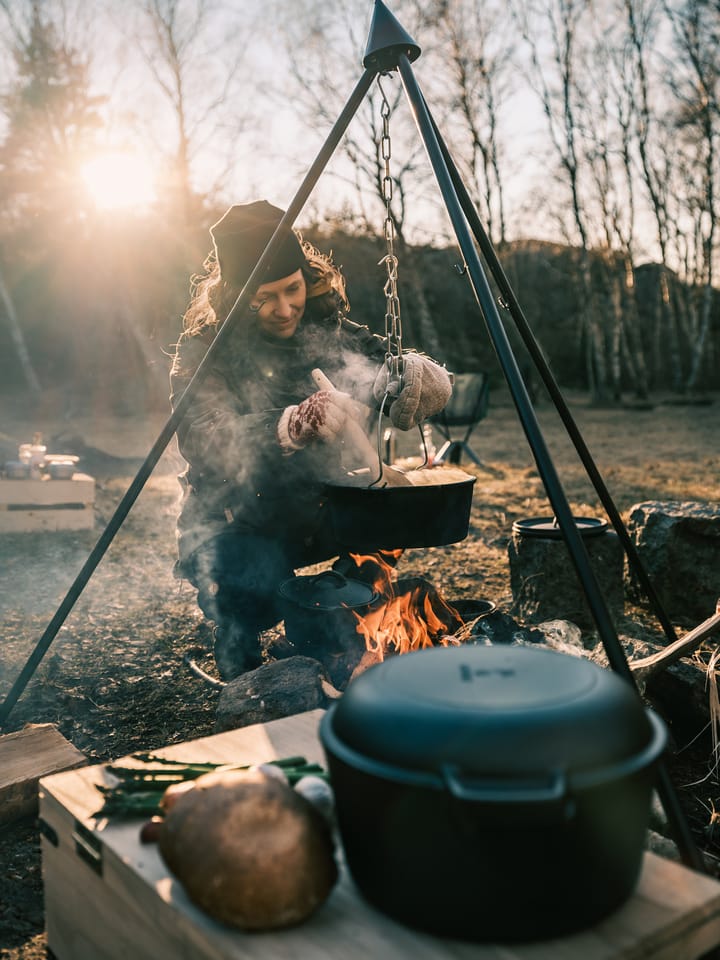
[81,151,157,210]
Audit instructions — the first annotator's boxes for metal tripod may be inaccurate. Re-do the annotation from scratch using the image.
[0,0,704,875]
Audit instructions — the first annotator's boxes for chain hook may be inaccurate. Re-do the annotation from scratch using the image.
[376,74,404,386]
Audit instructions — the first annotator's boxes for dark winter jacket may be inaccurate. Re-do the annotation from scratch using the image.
[170,294,387,572]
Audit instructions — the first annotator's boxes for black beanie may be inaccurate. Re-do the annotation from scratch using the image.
[210,201,306,288]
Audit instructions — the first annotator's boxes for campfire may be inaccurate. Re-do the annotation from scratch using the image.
[346,552,467,680]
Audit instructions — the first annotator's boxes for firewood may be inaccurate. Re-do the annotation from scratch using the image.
[0,723,85,824]
[629,601,720,683]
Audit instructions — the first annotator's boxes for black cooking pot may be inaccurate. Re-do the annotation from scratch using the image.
[323,473,476,550]
[320,644,667,942]
[278,571,379,686]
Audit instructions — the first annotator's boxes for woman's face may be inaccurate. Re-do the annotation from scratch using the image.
[250,269,307,339]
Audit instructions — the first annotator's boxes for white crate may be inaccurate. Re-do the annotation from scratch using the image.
[0,473,95,532]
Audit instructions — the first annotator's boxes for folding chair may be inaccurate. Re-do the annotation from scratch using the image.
[429,371,490,465]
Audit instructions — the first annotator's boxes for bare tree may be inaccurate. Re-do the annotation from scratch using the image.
[268,0,444,353]
[622,0,688,390]
[0,0,103,393]
[513,0,613,403]
[581,10,651,399]
[114,0,256,223]
[424,0,515,248]
[665,0,719,392]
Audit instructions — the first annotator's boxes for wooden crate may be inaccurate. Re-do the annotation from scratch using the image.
[0,473,95,532]
[39,710,720,960]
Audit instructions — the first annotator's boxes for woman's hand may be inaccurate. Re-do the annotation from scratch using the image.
[373,353,452,431]
[277,389,362,452]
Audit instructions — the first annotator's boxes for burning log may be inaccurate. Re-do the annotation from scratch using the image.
[215,657,340,733]
[353,576,465,661]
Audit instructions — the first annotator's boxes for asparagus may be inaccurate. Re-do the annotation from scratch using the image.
[96,754,329,817]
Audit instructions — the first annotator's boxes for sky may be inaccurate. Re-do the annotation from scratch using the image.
[74,0,549,247]
[0,0,680,261]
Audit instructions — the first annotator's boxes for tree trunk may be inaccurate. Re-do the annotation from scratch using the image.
[609,270,624,401]
[579,252,609,403]
[0,265,41,394]
[621,256,649,400]
[404,254,443,360]
[659,267,684,392]
[686,281,713,392]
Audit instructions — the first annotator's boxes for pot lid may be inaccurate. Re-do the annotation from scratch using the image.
[278,570,377,611]
[512,516,608,539]
[328,645,656,779]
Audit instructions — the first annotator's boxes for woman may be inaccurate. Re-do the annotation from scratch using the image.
[171,201,452,679]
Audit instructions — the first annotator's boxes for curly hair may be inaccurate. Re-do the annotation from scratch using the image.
[182,234,349,336]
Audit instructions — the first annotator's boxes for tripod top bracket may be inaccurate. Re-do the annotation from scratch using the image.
[363,0,421,71]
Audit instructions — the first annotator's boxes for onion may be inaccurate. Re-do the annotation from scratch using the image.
[294,775,335,824]
[250,762,290,786]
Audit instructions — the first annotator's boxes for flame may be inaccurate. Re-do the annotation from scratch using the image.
[349,551,462,661]
[349,549,402,596]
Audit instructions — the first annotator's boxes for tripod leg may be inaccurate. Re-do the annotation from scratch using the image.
[425,104,677,647]
[0,68,377,730]
[396,52,704,874]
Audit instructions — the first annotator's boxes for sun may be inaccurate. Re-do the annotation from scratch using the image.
[80,150,157,210]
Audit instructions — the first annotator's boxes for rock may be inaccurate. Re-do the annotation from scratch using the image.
[535,619,587,656]
[465,610,546,646]
[594,634,711,741]
[645,658,712,738]
[626,501,720,622]
[645,830,681,862]
[649,791,669,833]
[591,635,664,670]
[215,656,336,732]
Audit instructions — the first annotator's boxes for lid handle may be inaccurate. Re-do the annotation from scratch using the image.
[307,570,349,589]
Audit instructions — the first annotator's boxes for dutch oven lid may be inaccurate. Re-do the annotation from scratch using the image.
[329,645,655,778]
[278,570,377,611]
[513,516,608,539]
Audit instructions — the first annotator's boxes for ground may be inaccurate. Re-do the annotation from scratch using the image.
[0,388,719,958]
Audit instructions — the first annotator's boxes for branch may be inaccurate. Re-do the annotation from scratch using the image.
[630,600,720,683]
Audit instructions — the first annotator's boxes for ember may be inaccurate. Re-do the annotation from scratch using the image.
[349,553,465,661]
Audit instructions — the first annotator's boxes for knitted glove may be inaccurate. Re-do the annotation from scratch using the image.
[373,353,452,431]
[277,389,360,453]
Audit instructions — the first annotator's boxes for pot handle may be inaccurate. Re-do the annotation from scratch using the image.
[442,764,569,808]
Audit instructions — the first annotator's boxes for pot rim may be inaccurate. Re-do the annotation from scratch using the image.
[320,706,667,798]
[324,475,477,496]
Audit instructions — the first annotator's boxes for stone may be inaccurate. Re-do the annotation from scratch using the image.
[535,619,587,654]
[626,500,720,622]
[508,524,624,630]
[645,830,681,862]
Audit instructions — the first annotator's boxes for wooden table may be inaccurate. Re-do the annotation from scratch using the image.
[39,709,720,960]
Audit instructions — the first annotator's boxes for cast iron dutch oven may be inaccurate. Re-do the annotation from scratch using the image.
[278,571,380,688]
[278,571,379,646]
[323,473,476,550]
[320,644,667,942]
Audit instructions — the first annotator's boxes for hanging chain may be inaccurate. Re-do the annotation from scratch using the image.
[377,76,404,388]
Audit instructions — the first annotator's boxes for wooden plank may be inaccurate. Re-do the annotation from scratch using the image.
[39,710,720,960]
[0,474,95,506]
[0,723,86,824]
[0,506,94,532]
